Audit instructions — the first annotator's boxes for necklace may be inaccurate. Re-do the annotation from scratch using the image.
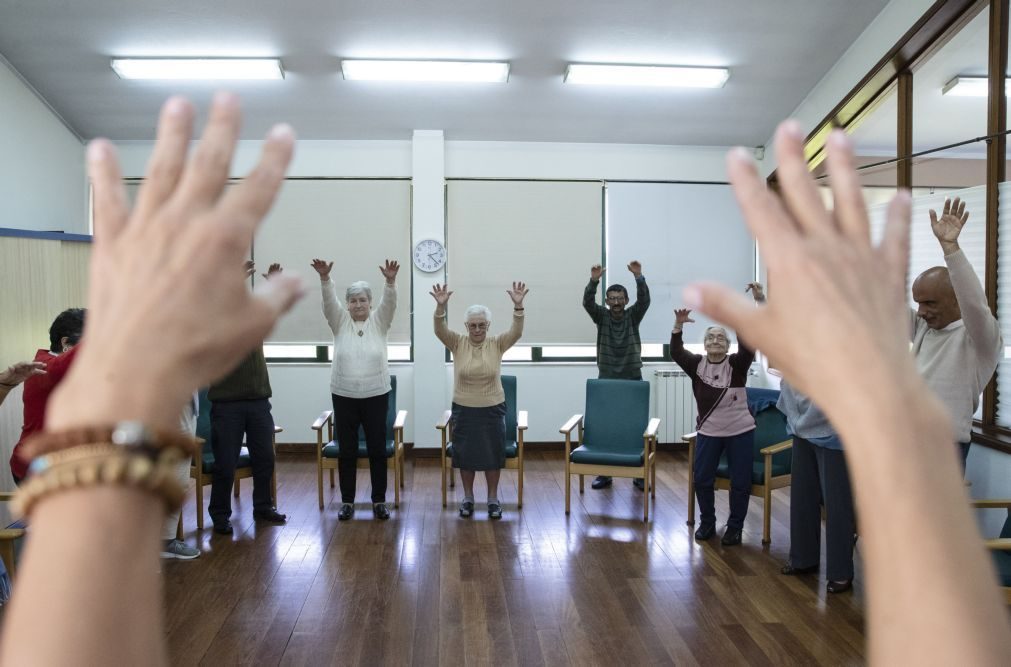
[353,320,366,337]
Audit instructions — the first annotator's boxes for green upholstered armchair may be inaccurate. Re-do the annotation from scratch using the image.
[683,387,792,544]
[973,499,1011,604]
[0,492,24,581]
[312,375,407,510]
[437,375,527,509]
[560,379,660,522]
[190,389,280,530]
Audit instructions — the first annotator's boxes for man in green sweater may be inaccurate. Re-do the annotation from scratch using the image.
[582,261,650,489]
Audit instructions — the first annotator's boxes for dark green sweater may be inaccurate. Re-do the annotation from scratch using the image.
[208,348,272,402]
[582,275,650,379]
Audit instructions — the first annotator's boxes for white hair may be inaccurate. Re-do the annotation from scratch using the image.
[464,304,492,323]
[346,281,372,302]
[703,325,730,341]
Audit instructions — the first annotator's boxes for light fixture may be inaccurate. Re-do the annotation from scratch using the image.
[340,59,509,83]
[942,75,1011,97]
[111,58,284,80]
[564,64,729,88]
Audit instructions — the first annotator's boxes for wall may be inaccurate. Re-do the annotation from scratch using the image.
[0,58,86,233]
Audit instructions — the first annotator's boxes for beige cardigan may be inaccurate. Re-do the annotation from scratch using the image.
[435,311,524,407]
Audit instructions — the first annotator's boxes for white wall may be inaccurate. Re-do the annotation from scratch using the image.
[0,58,86,233]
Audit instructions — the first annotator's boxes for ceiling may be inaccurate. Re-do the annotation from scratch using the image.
[0,0,890,144]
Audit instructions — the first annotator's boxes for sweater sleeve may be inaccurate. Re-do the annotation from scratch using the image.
[946,249,1002,368]
[583,279,605,324]
[730,336,756,373]
[434,311,461,351]
[374,282,397,333]
[320,278,346,335]
[629,275,651,324]
[495,311,525,353]
[669,330,701,378]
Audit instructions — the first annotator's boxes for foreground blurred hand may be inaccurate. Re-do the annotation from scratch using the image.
[685,121,1011,665]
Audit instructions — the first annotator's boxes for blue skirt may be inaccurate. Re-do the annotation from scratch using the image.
[450,402,507,471]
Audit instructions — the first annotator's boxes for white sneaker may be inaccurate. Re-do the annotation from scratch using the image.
[161,539,200,560]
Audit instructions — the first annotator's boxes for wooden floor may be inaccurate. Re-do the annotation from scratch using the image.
[164,451,866,666]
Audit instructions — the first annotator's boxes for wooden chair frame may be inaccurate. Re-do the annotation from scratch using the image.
[561,414,661,522]
[437,409,527,509]
[683,431,793,544]
[0,491,24,578]
[312,410,407,510]
[973,499,1011,604]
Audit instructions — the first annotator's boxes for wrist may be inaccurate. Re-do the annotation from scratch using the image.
[940,241,960,256]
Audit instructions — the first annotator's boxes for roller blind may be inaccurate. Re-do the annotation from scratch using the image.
[606,182,755,343]
[996,182,1011,426]
[445,180,603,345]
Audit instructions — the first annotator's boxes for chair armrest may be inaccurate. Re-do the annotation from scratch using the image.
[0,528,25,540]
[984,538,1011,551]
[311,410,333,431]
[560,414,583,435]
[436,409,452,430]
[393,410,407,431]
[760,439,793,455]
[972,499,1011,509]
[681,431,697,443]
[518,410,528,431]
[0,492,15,502]
[644,418,661,439]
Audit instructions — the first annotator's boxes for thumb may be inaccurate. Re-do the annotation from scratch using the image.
[684,282,760,336]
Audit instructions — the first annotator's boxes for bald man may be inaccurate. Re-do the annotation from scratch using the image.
[910,197,1002,466]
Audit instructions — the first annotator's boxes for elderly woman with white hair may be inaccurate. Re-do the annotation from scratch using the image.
[431,281,528,519]
[312,258,400,521]
[670,282,765,546]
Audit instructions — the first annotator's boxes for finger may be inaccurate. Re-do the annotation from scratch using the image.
[87,139,130,243]
[880,191,911,298]
[251,272,306,328]
[943,198,952,216]
[175,92,242,207]
[929,209,938,226]
[134,97,195,222]
[726,145,797,267]
[215,123,296,239]
[825,129,870,242]
[773,121,832,237]
[683,282,762,342]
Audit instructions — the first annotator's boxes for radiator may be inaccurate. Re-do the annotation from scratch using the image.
[652,369,697,444]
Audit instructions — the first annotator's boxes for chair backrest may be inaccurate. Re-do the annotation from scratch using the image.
[582,379,650,452]
[1001,511,1011,540]
[357,375,397,441]
[196,389,213,459]
[747,387,792,470]
[502,375,518,441]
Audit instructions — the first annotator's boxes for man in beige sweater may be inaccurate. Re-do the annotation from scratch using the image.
[910,197,1002,465]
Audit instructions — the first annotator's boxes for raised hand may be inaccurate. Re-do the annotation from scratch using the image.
[0,361,46,386]
[746,281,766,302]
[627,260,642,277]
[430,283,453,307]
[380,259,400,284]
[929,197,968,254]
[507,281,529,307]
[674,308,695,327]
[262,263,282,279]
[244,260,255,279]
[311,258,333,280]
[590,264,604,281]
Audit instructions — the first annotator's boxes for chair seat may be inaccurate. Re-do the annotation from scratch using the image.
[322,440,396,458]
[445,441,518,459]
[716,461,790,485]
[569,443,644,467]
[994,551,1011,588]
[201,446,252,474]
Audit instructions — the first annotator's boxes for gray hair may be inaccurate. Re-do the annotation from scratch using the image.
[346,281,372,302]
[464,304,492,323]
[703,325,730,342]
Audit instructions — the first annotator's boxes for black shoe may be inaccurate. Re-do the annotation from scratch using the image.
[591,476,613,490]
[459,500,474,517]
[721,526,743,546]
[213,519,232,535]
[827,579,853,594]
[253,508,287,523]
[694,523,716,540]
[373,503,390,520]
[488,502,503,520]
[633,478,645,491]
[781,563,819,576]
[338,503,354,521]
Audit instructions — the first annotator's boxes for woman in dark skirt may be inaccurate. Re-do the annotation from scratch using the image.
[432,281,527,519]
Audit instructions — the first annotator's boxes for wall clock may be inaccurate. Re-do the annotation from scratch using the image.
[413,238,446,272]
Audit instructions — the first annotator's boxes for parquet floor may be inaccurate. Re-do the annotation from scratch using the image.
[163,451,866,666]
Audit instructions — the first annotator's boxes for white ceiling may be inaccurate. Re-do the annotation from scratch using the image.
[0,0,890,144]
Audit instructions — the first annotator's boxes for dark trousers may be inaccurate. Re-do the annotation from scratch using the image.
[332,392,390,504]
[789,436,856,581]
[208,398,276,521]
[694,430,754,530]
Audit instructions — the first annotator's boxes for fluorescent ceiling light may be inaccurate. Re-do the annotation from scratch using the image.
[341,60,509,83]
[111,58,284,80]
[941,76,1010,97]
[565,64,729,88]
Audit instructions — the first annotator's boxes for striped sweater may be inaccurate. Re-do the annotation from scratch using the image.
[583,275,650,379]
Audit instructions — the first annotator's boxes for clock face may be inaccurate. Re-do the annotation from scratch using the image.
[413,238,446,272]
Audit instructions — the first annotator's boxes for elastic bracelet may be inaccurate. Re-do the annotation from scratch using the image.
[22,422,199,461]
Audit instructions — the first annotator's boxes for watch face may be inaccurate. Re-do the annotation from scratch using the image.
[413,239,446,272]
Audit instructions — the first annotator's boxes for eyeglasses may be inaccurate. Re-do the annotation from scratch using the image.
[605,296,625,304]
[466,322,489,331]
[704,334,728,342]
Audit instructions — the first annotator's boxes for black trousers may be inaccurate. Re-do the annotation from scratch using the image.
[694,430,754,530]
[208,398,276,522]
[332,392,390,504]
[788,436,856,581]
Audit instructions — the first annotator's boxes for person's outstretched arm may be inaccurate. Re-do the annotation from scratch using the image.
[669,309,701,377]
[0,94,303,667]
[375,259,400,332]
[496,282,528,351]
[312,258,345,335]
[627,261,650,323]
[686,122,1011,665]
[0,360,45,407]
[431,283,461,350]
[582,264,606,324]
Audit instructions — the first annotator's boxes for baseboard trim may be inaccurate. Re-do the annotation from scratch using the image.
[276,440,689,457]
